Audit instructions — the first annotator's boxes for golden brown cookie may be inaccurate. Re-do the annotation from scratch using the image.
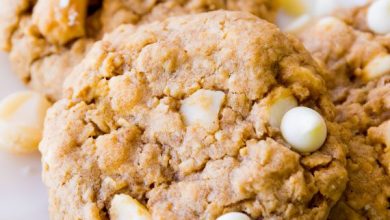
[40,11,347,219]
[0,0,277,101]
[298,3,390,218]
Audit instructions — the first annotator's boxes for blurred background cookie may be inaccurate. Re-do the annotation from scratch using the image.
[288,0,390,218]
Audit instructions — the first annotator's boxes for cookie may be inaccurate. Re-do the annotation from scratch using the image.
[0,0,277,101]
[40,11,347,219]
[297,3,390,218]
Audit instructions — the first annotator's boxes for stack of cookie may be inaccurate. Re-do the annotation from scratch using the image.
[0,0,388,219]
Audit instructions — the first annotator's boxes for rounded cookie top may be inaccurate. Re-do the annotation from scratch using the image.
[41,11,347,220]
[1,0,277,101]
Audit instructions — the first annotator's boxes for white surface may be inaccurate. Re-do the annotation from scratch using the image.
[0,52,49,220]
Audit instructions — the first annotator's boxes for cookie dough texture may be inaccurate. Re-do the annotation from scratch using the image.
[0,0,276,101]
[32,0,88,45]
[298,13,390,219]
[40,11,348,220]
[0,0,32,51]
[332,79,390,219]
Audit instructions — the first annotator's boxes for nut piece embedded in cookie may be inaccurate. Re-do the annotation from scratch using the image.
[109,194,152,220]
[0,91,51,153]
[180,89,225,131]
[367,0,390,34]
[217,212,251,220]
[362,54,390,81]
[32,0,87,45]
[281,106,327,153]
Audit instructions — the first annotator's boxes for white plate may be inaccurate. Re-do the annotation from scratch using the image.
[0,52,49,220]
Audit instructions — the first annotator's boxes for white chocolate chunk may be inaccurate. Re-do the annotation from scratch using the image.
[268,92,298,128]
[0,91,51,153]
[217,212,251,220]
[363,54,390,81]
[180,89,225,131]
[281,107,327,153]
[367,0,390,34]
[109,194,151,220]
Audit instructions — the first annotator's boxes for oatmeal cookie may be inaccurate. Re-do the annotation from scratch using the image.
[40,11,347,219]
[298,4,390,219]
[0,0,276,101]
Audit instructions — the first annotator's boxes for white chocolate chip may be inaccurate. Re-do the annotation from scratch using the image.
[281,107,327,153]
[268,91,298,128]
[109,194,151,220]
[363,54,390,81]
[180,89,225,131]
[367,0,390,34]
[217,212,251,220]
[0,91,51,153]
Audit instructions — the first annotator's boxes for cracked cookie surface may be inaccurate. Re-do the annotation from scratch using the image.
[40,11,347,220]
[0,0,276,101]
